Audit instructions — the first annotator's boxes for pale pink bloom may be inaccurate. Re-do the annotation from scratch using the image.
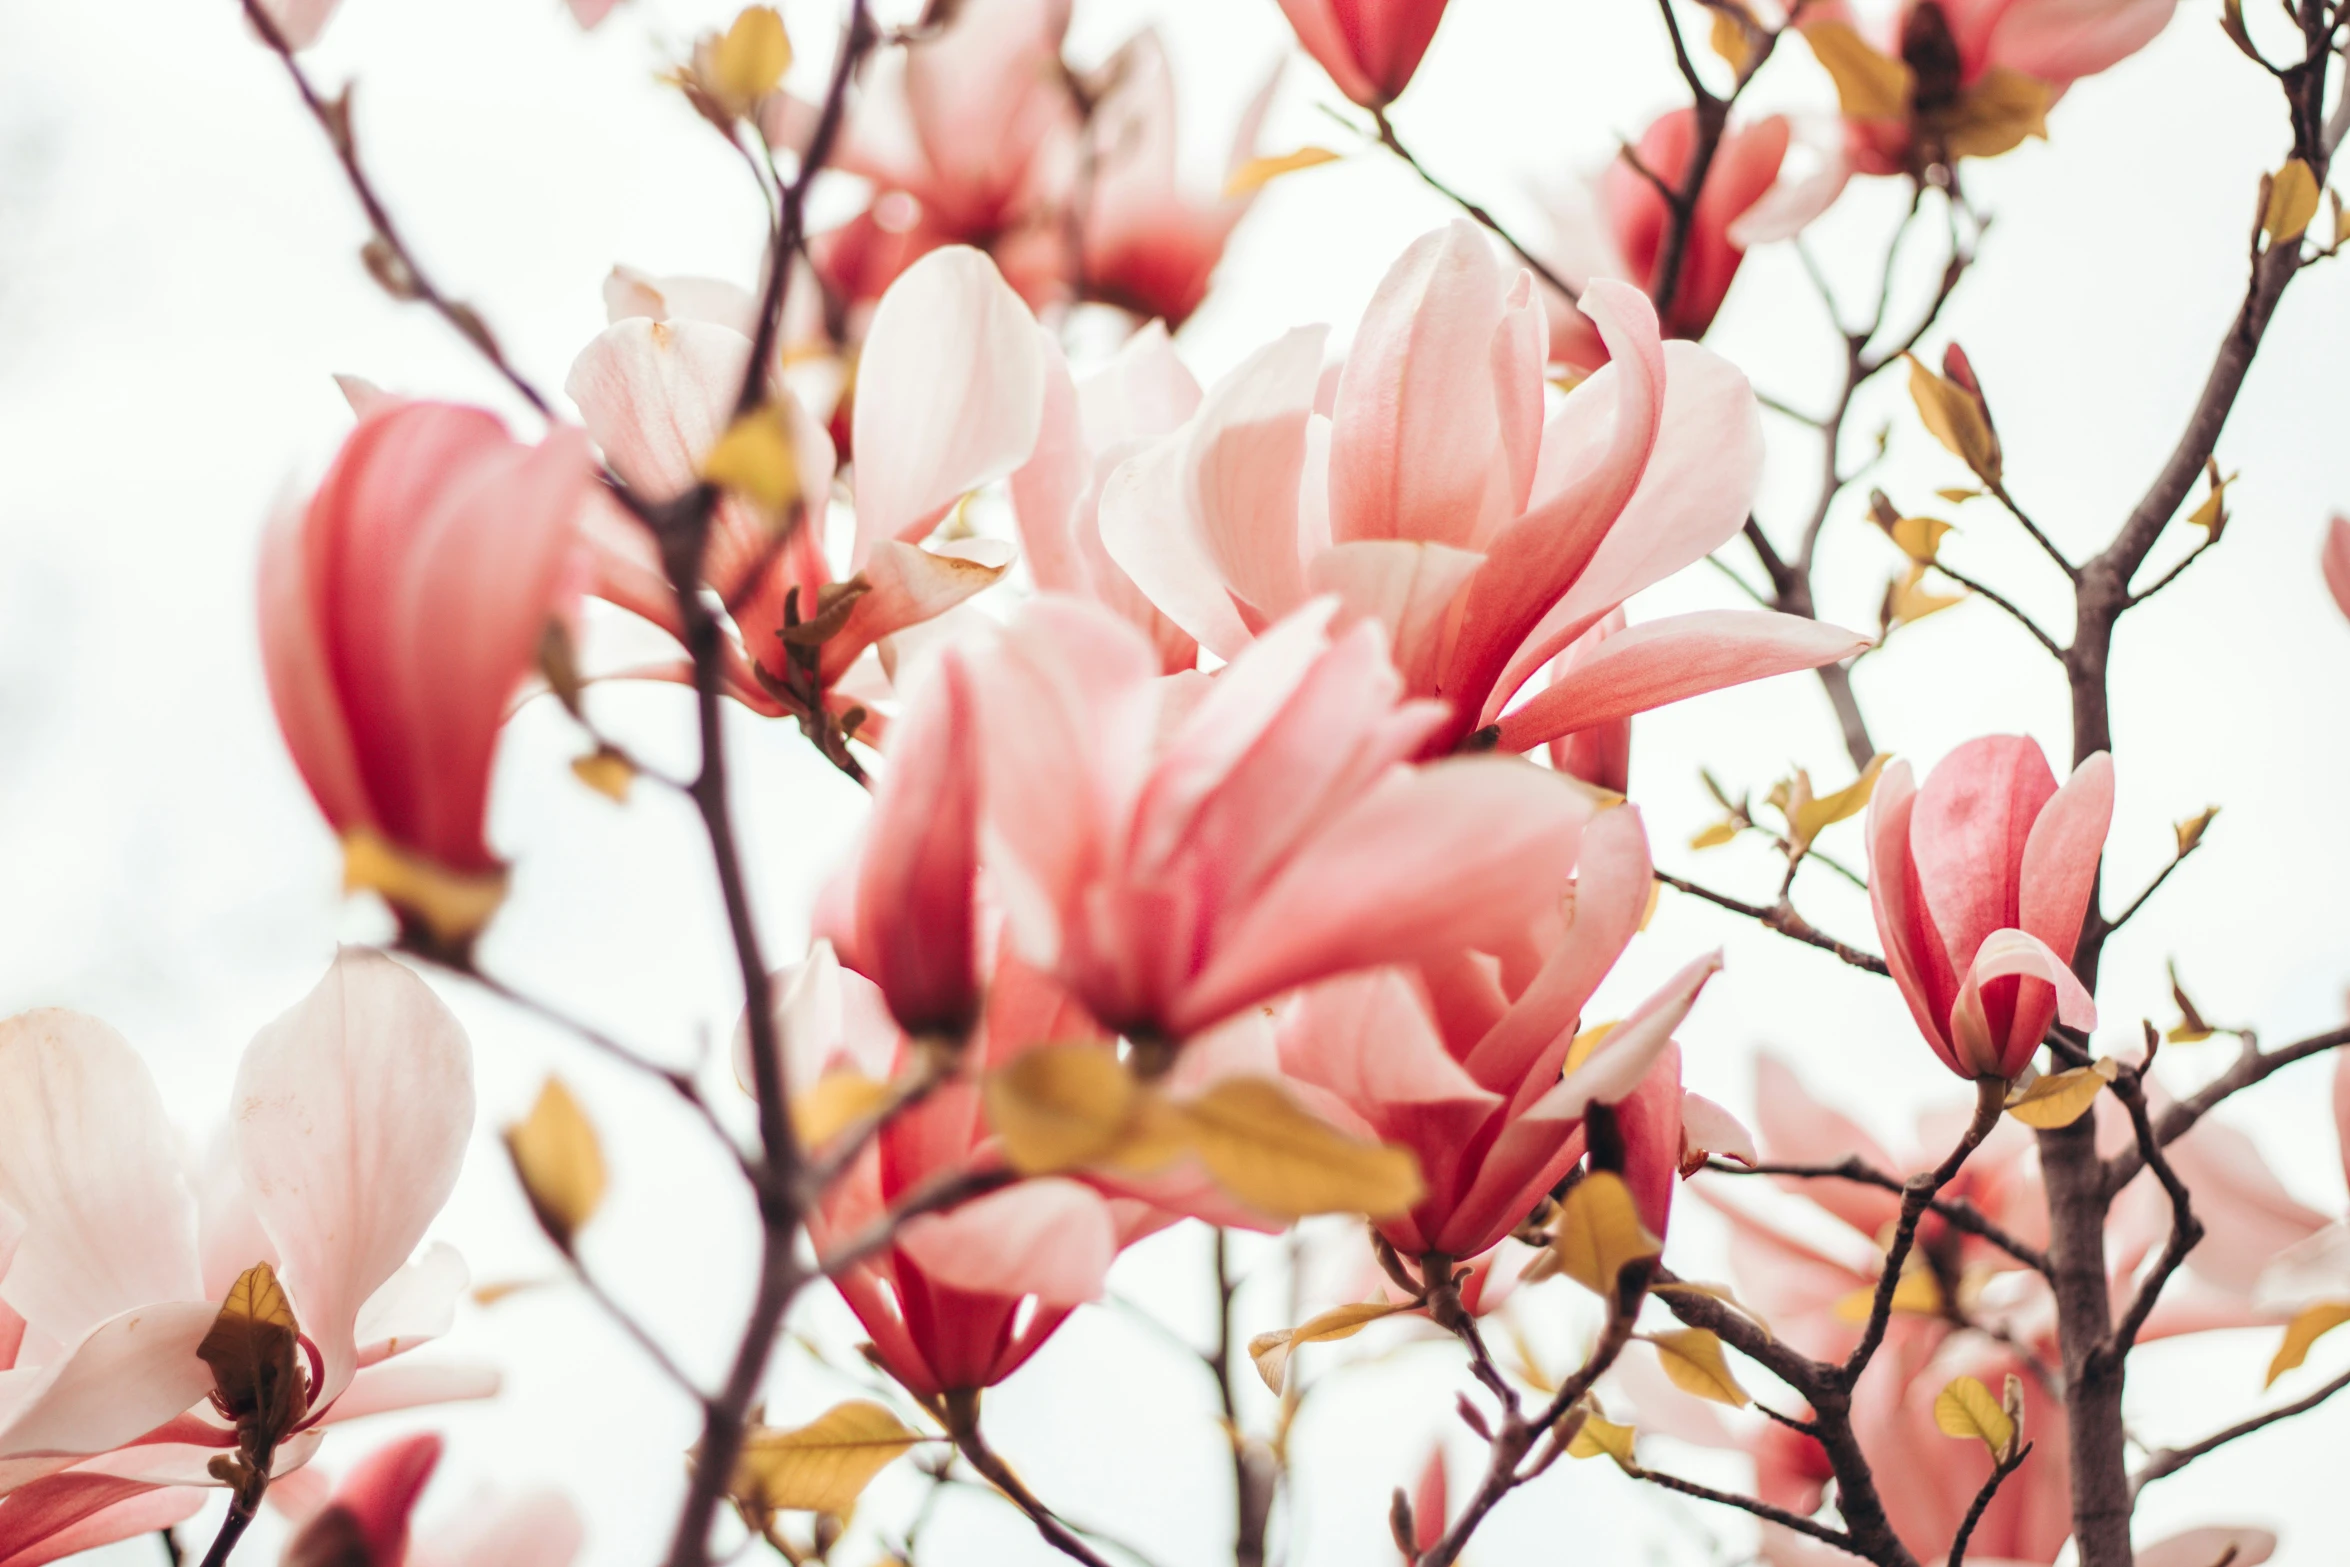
[1833,0,2179,174]
[259,401,594,879]
[1543,611,1632,792]
[1399,1444,1447,1559]
[1010,322,1205,674]
[273,1432,585,1567]
[1275,0,1453,107]
[1274,803,1726,1258]
[850,649,981,1036]
[1610,1041,1757,1237]
[0,952,488,1533]
[1076,34,1279,327]
[255,0,339,49]
[2323,514,2350,624]
[0,1474,201,1567]
[1866,736,2109,1079]
[566,246,1042,722]
[970,594,1600,1040]
[1098,222,1866,758]
[2250,1052,2350,1311]
[771,946,1162,1398]
[1540,111,1849,370]
[812,0,1080,314]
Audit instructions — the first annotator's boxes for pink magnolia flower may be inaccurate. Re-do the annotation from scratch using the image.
[0,952,489,1539]
[1866,736,2109,1079]
[272,1432,584,1567]
[258,400,594,907]
[970,594,1600,1042]
[811,0,1080,315]
[1076,34,1279,326]
[1830,0,2179,175]
[1010,322,1205,674]
[566,245,1044,727]
[2323,514,2350,623]
[1098,222,1867,758]
[1542,111,1849,370]
[772,945,1161,1399]
[1276,0,1452,107]
[1543,612,1633,793]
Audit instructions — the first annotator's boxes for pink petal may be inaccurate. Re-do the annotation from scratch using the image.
[1098,434,1256,660]
[1614,1044,1687,1236]
[851,247,1046,559]
[353,1243,467,1365]
[256,0,340,49]
[1680,1091,1755,1165]
[1866,760,1965,1075]
[1307,539,1485,696]
[1493,610,1866,751]
[1946,929,2095,1079]
[1274,0,1383,104]
[235,952,474,1409]
[566,0,625,28]
[2327,514,2350,624]
[0,1012,201,1345]
[2164,1116,2330,1295]
[564,317,748,502]
[311,1360,500,1426]
[1752,1056,1901,1239]
[0,1476,202,1567]
[419,1488,584,1567]
[895,1178,1117,1307]
[1481,339,1762,720]
[2017,750,2112,963]
[1177,758,1594,1034]
[1727,113,1851,247]
[601,268,755,333]
[0,1303,220,1492]
[822,539,1011,684]
[1544,951,1723,1119]
[1328,222,1538,552]
[854,650,982,1034]
[289,1432,441,1567]
[1183,326,1326,627]
[1982,0,2179,86]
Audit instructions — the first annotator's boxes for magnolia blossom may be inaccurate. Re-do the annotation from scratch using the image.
[1076,32,1279,326]
[969,594,1598,1041]
[567,245,1044,726]
[1275,0,1452,107]
[1097,222,1867,756]
[2324,513,2350,623]
[1275,804,1727,1259]
[1827,0,2180,174]
[0,952,489,1565]
[1540,111,1848,369]
[770,946,1162,1399]
[259,400,593,932]
[1867,736,2109,1079]
[273,1432,585,1567]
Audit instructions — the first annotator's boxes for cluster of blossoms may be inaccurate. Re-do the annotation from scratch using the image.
[16,0,2350,1564]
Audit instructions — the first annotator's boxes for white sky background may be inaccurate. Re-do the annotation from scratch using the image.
[1,0,2347,1562]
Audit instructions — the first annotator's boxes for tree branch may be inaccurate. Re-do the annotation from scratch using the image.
[1654,871,1891,974]
[2131,1364,2350,1495]
[1635,1466,1864,1557]
[1948,1443,2035,1567]
[1705,1159,2051,1274]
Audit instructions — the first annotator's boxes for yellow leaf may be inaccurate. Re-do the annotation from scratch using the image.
[198,1262,305,1438]
[1648,1328,1751,1407]
[2266,1301,2350,1386]
[1832,1266,1944,1323]
[1936,487,1983,503]
[792,1071,895,1150]
[342,828,508,949]
[2264,158,2320,246]
[1708,6,1752,74]
[1888,564,1967,627]
[571,748,635,804]
[1801,20,1912,120]
[2174,806,2219,857]
[1567,1411,1639,1468]
[1174,1077,1425,1220]
[2186,462,2237,534]
[703,403,802,518]
[2004,1059,2117,1129]
[2167,958,2215,1044]
[1690,820,1740,850]
[1223,146,1342,198]
[1790,754,1888,847]
[1941,67,2053,160]
[470,1277,556,1306]
[708,6,792,116]
[1906,355,2003,485]
[1552,1172,1661,1300]
[1889,516,1956,564]
[983,1044,1146,1175]
[1932,1375,2015,1458]
[1246,1301,1414,1392]
[734,1401,923,1518]
[1639,878,1661,932]
[1562,1020,1615,1077]
[504,1077,607,1250]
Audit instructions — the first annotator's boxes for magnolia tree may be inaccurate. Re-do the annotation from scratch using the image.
[4,0,2347,1565]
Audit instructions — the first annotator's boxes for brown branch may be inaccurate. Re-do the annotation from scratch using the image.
[2102,1065,2202,1360]
[234,0,556,419]
[1636,1467,1865,1557]
[947,1405,1120,1567]
[1705,1159,2050,1274]
[2103,834,2204,933]
[2131,1364,2350,1495]
[1948,1443,2035,1567]
[1654,871,1891,974]
[1365,109,1581,300]
[1929,561,2066,659]
[2104,1024,2350,1193]
[816,1167,1018,1281]
[1836,1079,2007,1387]
[1214,1231,1278,1567]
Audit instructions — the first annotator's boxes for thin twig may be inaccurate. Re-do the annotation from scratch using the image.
[1635,1467,1863,1556]
[1654,871,1890,974]
[572,1260,710,1403]
[817,1167,1018,1280]
[2131,1364,2350,1494]
[1948,1443,2034,1567]
[2106,1024,2350,1192]
[1705,1159,2050,1274]
[950,1414,1120,1567]
[2105,835,2206,933]
[1927,561,2066,658]
[1362,109,1581,300]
